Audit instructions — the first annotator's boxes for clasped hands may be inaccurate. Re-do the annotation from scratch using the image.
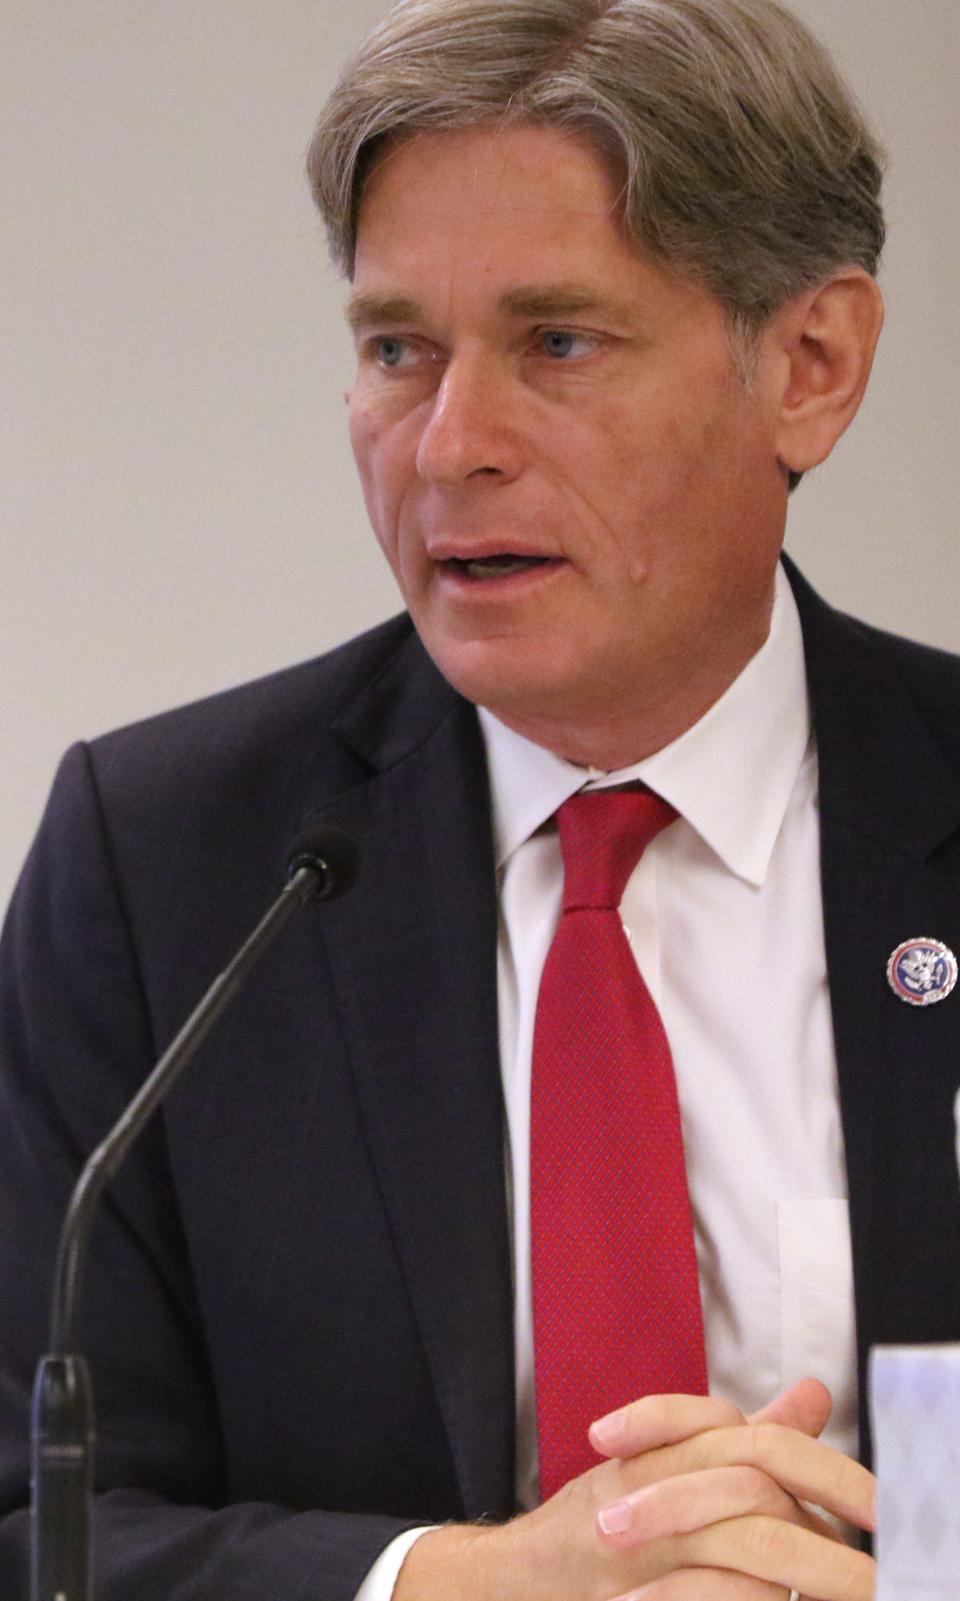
[396,1377,877,1600]
[582,1376,876,1599]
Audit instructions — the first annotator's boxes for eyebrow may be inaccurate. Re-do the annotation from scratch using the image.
[498,284,633,321]
[345,282,635,334]
[345,294,423,334]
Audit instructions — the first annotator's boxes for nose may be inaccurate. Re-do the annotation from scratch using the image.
[415,354,524,485]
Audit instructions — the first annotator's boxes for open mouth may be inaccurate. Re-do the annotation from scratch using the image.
[441,554,555,580]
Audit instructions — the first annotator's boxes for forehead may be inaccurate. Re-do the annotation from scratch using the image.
[348,123,725,342]
[351,123,639,291]
[359,120,626,214]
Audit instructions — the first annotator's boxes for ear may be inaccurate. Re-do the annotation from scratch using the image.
[770,269,885,478]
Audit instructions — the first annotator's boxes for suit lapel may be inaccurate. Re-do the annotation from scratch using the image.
[790,560,960,1465]
[300,635,516,1520]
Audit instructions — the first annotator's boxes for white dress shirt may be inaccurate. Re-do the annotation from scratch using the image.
[355,564,857,1599]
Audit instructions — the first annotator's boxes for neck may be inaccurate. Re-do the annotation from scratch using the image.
[483,610,775,771]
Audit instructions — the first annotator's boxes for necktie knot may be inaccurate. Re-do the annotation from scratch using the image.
[556,788,677,911]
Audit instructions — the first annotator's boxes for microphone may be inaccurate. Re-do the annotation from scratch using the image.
[31,823,360,1601]
[285,823,360,899]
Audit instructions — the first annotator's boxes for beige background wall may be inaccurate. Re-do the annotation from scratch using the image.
[2,0,958,911]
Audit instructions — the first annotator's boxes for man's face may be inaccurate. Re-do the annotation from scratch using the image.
[347,124,789,757]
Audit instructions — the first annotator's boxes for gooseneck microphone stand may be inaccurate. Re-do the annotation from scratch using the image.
[30,825,360,1601]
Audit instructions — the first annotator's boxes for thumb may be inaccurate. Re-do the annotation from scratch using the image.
[748,1376,833,1439]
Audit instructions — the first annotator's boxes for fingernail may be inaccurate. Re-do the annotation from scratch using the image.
[598,1499,632,1536]
[590,1407,627,1448]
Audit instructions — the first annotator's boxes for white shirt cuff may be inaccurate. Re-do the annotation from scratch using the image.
[352,1526,438,1601]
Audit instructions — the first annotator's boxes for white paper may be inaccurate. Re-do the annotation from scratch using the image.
[870,1344,960,1599]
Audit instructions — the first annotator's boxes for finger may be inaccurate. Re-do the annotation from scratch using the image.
[614,1419,875,1532]
[611,1572,789,1601]
[676,1513,876,1600]
[748,1379,832,1439]
[590,1393,746,1458]
[679,1422,876,1532]
[597,1465,804,1549]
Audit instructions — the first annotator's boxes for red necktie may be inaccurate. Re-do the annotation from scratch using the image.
[531,788,707,1500]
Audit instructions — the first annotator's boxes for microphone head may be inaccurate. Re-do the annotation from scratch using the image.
[285,823,361,901]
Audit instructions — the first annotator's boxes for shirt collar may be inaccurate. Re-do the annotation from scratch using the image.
[478,562,810,887]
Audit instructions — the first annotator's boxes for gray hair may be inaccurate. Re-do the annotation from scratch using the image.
[308,0,885,334]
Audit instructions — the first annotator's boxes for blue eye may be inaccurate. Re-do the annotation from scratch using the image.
[540,329,596,359]
[377,337,408,368]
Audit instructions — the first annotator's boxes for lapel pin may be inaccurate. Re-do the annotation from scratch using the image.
[887,938,958,1007]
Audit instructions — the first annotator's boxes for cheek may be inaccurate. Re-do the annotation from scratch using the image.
[605,383,749,516]
[349,391,426,499]
[565,410,681,553]
[560,387,750,582]
[347,395,385,491]
[347,408,433,591]
[348,408,401,534]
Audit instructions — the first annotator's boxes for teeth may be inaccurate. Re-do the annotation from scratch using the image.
[460,555,544,578]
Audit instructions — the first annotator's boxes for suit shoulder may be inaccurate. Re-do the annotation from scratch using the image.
[836,611,960,703]
[47,614,439,868]
[817,604,960,776]
[87,613,417,771]
[787,557,960,760]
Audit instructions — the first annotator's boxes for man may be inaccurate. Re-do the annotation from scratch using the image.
[2,1,959,1598]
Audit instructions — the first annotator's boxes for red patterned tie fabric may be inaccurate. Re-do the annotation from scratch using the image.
[531,787,707,1500]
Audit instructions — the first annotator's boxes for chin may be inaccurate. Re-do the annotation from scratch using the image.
[423,631,596,721]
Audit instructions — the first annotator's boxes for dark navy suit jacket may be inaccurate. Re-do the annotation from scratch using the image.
[2,559,960,1598]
